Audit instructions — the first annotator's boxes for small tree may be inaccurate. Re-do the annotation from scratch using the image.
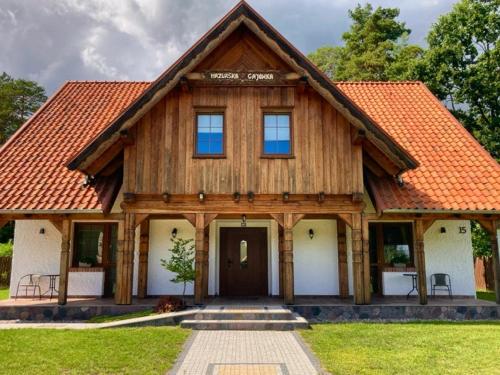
[160,237,195,301]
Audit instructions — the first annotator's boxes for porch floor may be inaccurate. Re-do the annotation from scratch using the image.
[0,295,495,307]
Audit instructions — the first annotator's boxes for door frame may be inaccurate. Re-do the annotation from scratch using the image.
[214,220,273,296]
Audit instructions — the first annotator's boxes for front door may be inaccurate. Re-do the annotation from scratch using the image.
[219,227,268,296]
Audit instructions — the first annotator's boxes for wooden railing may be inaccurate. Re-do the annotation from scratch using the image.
[0,256,12,285]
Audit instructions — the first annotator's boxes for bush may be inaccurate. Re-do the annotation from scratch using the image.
[0,240,13,257]
[154,296,184,313]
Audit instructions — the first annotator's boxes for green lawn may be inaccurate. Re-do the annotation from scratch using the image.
[0,327,189,374]
[87,308,155,323]
[0,286,9,300]
[300,322,500,375]
[477,290,496,302]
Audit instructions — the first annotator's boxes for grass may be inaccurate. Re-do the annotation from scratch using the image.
[477,289,496,302]
[300,322,500,375]
[0,286,9,300]
[87,308,155,323]
[0,327,190,374]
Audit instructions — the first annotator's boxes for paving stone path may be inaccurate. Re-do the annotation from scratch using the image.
[170,330,324,375]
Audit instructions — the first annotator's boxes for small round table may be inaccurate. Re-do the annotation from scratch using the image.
[403,273,418,299]
[41,274,59,300]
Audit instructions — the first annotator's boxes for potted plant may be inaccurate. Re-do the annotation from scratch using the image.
[392,252,410,268]
[79,256,95,268]
[160,237,195,305]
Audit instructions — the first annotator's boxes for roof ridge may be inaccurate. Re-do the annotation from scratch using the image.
[335,81,422,85]
[66,80,152,84]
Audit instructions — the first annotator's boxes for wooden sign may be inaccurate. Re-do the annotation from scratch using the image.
[184,71,301,85]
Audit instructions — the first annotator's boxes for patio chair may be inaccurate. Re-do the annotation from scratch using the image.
[430,273,452,299]
[15,274,42,300]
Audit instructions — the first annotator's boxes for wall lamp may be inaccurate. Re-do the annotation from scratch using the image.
[39,228,45,235]
[440,227,446,234]
[162,192,170,203]
[171,228,178,238]
[241,214,247,227]
[233,192,241,203]
[283,192,290,202]
[247,191,255,203]
[198,191,205,202]
[308,229,314,239]
[318,192,325,203]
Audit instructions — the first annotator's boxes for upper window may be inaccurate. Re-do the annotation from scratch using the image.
[263,113,291,156]
[195,113,224,156]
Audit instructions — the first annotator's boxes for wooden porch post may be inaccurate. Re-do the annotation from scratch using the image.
[414,219,428,305]
[115,213,135,305]
[337,220,349,298]
[283,213,294,305]
[194,213,205,305]
[362,215,371,304]
[57,219,71,305]
[489,220,500,304]
[137,219,149,299]
[203,227,209,298]
[351,213,364,304]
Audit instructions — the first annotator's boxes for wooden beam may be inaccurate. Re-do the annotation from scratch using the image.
[203,227,209,298]
[204,213,218,228]
[352,213,364,304]
[422,219,436,233]
[278,226,284,298]
[49,219,63,233]
[194,213,205,305]
[182,213,196,227]
[115,213,135,304]
[483,220,500,304]
[337,220,349,298]
[270,213,284,228]
[352,129,366,145]
[137,219,149,299]
[135,214,150,228]
[57,219,71,305]
[414,219,428,305]
[362,215,371,304]
[337,213,353,228]
[292,213,305,227]
[283,213,295,304]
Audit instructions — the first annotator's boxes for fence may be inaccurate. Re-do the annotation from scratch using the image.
[474,256,494,291]
[0,256,12,286]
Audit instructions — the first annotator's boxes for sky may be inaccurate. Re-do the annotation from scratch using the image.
[0,0,458,95]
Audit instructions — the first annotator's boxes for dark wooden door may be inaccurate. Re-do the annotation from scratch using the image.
[219,227,268,296]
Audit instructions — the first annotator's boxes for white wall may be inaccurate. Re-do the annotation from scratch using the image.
[147,219,195,296]
[293,220,338,295]
[424,220,475,296]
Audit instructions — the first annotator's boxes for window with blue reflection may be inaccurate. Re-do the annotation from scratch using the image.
[263,114,291,155]
[196,113,224,155]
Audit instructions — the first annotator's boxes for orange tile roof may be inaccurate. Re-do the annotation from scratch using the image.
[0,80,498,212]
[0,81,150,211]
[336,81,500,212]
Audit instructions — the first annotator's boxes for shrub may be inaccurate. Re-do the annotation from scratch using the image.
[154,296,184,313]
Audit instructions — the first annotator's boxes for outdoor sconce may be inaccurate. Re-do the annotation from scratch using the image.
[233,192,241,203]
[396,174,404,187]
[318,192,325,203]
[283,192,290,202]
[241,214,247,227]
[440,227,446,234]
[247,191,255,203]
[39,228,45,235]
[198,191,205,202]
[162,192,170,203]
[171,228,178,238]
[308,229,314,239]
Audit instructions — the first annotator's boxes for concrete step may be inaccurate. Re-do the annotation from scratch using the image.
[180,315,309,331]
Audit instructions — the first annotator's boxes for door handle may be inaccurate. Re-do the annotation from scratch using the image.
[227,259,233,268]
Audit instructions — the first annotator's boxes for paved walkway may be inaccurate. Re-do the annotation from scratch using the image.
[170,331,324,375]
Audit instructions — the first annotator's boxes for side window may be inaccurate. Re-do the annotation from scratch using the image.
[195,113,224,156]
[263,113,291,156]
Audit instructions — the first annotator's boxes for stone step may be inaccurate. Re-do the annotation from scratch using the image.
[180,316,309,331]
[193,309,295,321]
